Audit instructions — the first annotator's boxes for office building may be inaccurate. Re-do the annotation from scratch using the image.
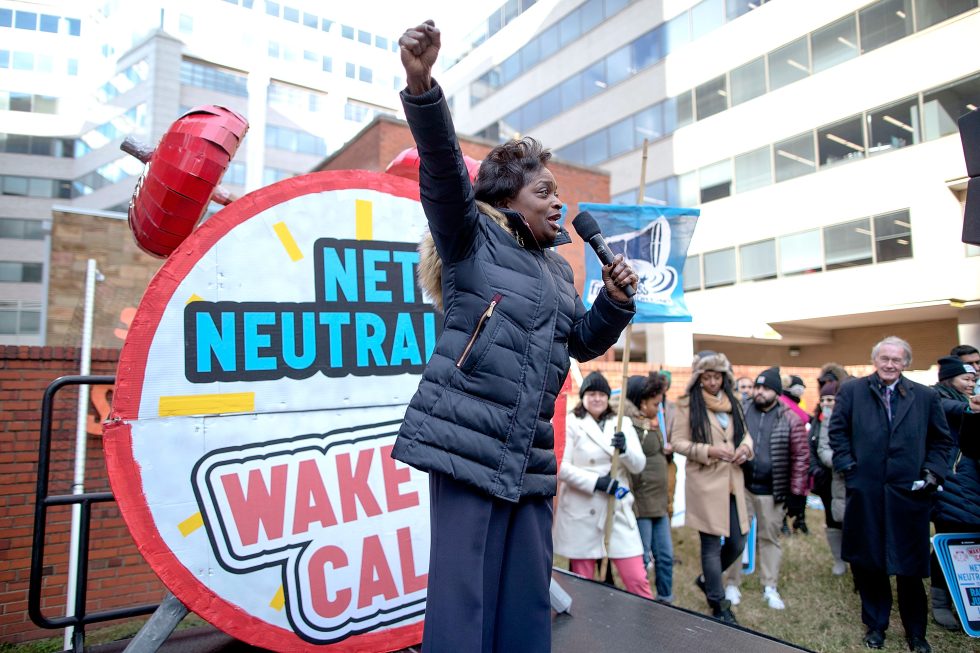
[442,0,980,368]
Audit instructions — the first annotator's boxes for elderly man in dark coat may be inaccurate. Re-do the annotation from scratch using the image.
[829,336,953,653]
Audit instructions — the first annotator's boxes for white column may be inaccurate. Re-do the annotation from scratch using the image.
[643,322,694,367]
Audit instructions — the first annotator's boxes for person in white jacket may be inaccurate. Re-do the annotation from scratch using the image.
[554,371,653,598]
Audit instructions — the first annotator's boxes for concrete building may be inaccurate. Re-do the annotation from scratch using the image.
[0,0,408,345]
[441,0,980,369]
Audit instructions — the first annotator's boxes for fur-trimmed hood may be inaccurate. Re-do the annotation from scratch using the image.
[686,351,735,392]
[417,201,514,312]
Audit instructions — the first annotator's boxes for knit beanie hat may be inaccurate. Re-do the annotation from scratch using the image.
[687,351,734,392]
[754,367,782,394]
[580,371,612,398]
[783,374,806,398]
[938,355,976,381]
[626,375,647,407]
[819,380,839,397]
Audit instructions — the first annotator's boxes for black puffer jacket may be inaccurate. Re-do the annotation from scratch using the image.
[391,83,634,502]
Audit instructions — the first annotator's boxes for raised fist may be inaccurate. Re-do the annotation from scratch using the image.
[399,20,441,95]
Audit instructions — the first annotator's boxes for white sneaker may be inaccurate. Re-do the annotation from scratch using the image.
[724,584,741,605]
[763,586,785,610]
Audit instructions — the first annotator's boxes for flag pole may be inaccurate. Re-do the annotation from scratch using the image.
[598,139,648,581]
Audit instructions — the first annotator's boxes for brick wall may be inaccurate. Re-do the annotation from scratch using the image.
[697,319,959,369]
[0,346,166,644]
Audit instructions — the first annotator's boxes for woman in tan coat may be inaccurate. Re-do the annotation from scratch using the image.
[671,351,753,624]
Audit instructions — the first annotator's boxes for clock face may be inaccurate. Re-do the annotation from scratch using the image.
[106,171,438,650]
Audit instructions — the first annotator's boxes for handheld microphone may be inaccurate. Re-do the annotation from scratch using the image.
[571,211,635,298]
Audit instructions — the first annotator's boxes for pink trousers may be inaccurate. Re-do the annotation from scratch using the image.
[569,556,654,599]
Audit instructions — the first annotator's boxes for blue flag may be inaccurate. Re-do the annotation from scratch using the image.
[579,203,699,323]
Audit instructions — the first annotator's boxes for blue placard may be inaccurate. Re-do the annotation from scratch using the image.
[932,532,980,637]
[578,203,699,323]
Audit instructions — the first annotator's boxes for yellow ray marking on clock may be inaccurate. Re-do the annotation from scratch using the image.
[178,512,204,537]
[270,585,285,611]
[273,221,304,261]
[355,199,372,241]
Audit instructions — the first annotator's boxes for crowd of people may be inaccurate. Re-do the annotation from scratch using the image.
[555,339,980,653]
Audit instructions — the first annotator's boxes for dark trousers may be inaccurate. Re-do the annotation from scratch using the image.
[852,564,927,638]
[699,495,746,605]
[422,472,553,653]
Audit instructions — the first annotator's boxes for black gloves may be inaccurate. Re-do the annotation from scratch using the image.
[611,431,626,454]
[595,473,620,495]
[916,469,940,493]
[785,493,806,518]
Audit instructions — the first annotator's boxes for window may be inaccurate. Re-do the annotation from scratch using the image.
[605,46,631,87]
[730,57,766,106]
[375,35,388,50]
[631,27,663,70]
[358,66,372,83]
[740,239,777,281]
[608,118,634,158]
[582,130,608,166]
[665,12,691,54]
[0,261,42,282]
[39,14,58,32]
[66,18,80,36]
[322,56,332,73]
[874,210,913,261]
[691,0,724,39]
[0,9,10,27]
[358,30,371,45]
[678,171,699,207]
[768,37,809,91]
[559,75,583,111]
[0,218,45,240]
[727,0,761,19]
[774,132,816,181]
[672,92,694,131]
[922,73,980,140]
[0,301,42,334]
[14,11,37,30]
[13,51,33,70]
[303,12,317,28]
[734,146,772,192]
[696,75,728,120]
[0,50,7,68]
[703,248,736,288]
[811,15,858,72]
[341,24,354,39]
[283,6,299,22]
[779,230,822,275]
[818,115,865,167]
[265,1,280,17]
[345,62,355,79]
[699,160,732,203]
[180,60,248,97]
[867,97,920,154]
[859,0,912,53]
[633,104,664,146]
[558,10,581,47]
[824,218,873,269]
[683,254,702,291]
[914,0,976,30]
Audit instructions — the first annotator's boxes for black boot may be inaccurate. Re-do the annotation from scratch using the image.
[780,515,790,536]
[710,598,738,625]
[793,512,809,534]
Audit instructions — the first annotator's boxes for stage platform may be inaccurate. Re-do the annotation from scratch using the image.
[79,568,810,652]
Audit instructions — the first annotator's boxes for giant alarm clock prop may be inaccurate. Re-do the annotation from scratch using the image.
[109,108,445,652]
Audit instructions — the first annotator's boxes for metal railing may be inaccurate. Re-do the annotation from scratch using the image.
[29,375,159,653]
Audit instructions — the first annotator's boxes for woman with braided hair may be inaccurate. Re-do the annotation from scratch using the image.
[670,351,753,624]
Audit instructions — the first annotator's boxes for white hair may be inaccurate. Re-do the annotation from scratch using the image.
[871,336,912,366]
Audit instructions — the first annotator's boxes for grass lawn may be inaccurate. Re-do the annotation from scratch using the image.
[586,508,978,653]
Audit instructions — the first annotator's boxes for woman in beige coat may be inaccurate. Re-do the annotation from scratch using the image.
[554,372,653,598]
[671,351,753,624]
